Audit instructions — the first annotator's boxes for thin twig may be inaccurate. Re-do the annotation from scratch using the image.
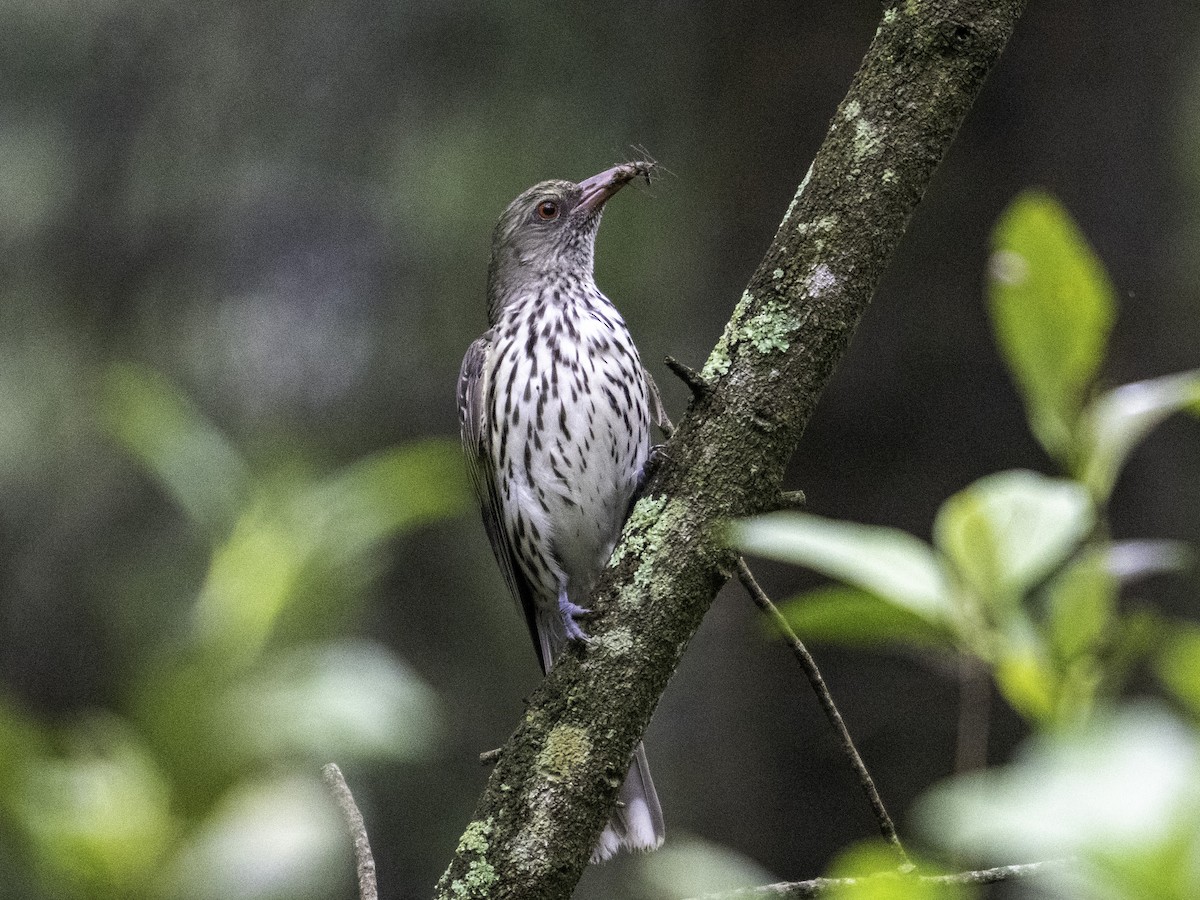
[778,490,807,509]
[322,763,379,900]
[686,859,1063,899]
[734,558,910,866]
[664,355,713,399]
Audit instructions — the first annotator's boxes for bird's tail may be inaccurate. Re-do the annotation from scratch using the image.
[591,742,665,864]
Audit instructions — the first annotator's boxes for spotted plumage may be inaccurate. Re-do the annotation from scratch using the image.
[458,162,666,863]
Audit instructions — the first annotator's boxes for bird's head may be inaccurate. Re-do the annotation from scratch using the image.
[486,161,653,321]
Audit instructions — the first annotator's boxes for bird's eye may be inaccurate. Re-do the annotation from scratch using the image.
[536,200,560,221]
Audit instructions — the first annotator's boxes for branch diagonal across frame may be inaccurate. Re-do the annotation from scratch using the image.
[436,3,1029,897]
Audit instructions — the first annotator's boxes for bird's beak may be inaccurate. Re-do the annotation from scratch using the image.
[576,161,654,214]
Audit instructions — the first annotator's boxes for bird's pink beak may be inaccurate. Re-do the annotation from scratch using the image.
[576,161,655,214]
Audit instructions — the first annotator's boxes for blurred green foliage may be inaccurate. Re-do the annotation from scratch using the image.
[734,193,1200,897]
[825,843,967,900]
[0,363,465,900]
[918,705,1200,900]
[632,836,776,898]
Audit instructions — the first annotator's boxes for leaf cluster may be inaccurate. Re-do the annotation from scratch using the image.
[734,194,1200,897]
[736,193,1199,730]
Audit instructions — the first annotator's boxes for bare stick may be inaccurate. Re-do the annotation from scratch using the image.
[322,763,379,900]
[686,859,1062,899]
[664,355,713,399]
[734,557,909,866]
[955,656,991,774]
[778,490,807,510]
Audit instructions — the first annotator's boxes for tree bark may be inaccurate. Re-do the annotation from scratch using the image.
[436,2,1029,897]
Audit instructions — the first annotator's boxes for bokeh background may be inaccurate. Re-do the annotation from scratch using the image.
[2,1,1198,897]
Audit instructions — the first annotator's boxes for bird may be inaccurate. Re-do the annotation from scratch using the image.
[457,161,667,863]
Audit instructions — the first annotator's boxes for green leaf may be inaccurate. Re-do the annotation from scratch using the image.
[825,842,969,900]
[1156,626,1200,719]
[934,470,1093,609]
[191,440,468,662]
[636,835,776,897]
[219,640,442,763]
[917,704,1200,899]
[1043,549,1116,664]
[993,640,1058,727]
[732,513,951,622]
[192,499,309,662]
[1080,370,1200,499]
[301,437,470,558]
[777,585,956,650]
[988,191,1116,459]
[0,694,49,801]
[12,716,175,897]
[102,362,249,536]
[158,777,345,900]
[1107,609,1171,696]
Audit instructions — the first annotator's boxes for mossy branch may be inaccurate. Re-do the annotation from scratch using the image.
[436,2,1029,897]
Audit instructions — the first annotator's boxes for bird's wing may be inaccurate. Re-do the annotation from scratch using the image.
[459,333,549,672]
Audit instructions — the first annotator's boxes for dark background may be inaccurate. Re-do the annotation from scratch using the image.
[2,1,1198,896]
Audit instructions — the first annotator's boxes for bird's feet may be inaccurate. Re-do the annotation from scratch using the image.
[558,590,592,643]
